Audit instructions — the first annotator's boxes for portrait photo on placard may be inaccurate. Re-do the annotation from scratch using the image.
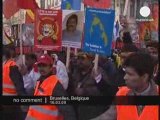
[62,10,84,48]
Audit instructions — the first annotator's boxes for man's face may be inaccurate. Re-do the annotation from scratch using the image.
[25,57,35,69]
[77,56,91,71]
[67,18,77,32]
[124,67,147,91]
[147,47,158,59]
[120,52,134,65]
[38,64,52,76]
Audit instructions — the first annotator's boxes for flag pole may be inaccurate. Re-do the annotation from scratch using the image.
[123,0,129,16]
[19,10,24,65]
[74,48,78,55]
[66,47,71,72]
[94,54,99,72]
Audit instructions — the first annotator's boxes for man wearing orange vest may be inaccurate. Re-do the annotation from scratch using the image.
[25,54,76,120]
[2,45,26,120]
[92,53,159,120]
[3,46,26,96]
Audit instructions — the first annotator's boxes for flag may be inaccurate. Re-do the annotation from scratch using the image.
[3,31,14,45]
[3,0,38,19]
[25,10,35,23]
[17,0,39,12]
[61,0,81,10]
[3,0,19,19]
[83,0,111,9]
[17,0,39,23]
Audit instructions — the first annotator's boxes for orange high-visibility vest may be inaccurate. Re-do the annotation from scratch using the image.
[116,86,159,120]
[26,75,63,120]
[3,59,17,96]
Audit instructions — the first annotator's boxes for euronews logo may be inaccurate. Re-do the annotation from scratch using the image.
[136,6,153,22]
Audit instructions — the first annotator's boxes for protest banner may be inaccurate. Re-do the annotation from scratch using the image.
[3,25,13,45]
[61,0,81,10]
[62,10,84,48]
[83,8,115,56]
[22,24,34,46]
[34,9,62,51]
[11,24,19,46]
[83,0,111,9]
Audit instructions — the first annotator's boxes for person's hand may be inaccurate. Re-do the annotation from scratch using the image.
[75,88,84,96]
[92,68,102,83]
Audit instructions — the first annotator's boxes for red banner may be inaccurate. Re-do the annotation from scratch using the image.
[34,9,62,51]
[3,0,19,19]
[15,47,32,54]
[83,0,111,9]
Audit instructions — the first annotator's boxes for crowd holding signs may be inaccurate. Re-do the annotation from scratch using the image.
[2,1,159,120]
[3,0,116,69]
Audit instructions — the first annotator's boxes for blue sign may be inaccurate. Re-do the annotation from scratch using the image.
[83,8,115,56]
[61,0,81,10]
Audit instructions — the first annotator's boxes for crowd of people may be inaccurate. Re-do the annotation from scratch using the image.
[2,33,159,120]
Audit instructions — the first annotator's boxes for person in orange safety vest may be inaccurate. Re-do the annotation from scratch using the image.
[2,45,26,120]
[25,54,76,120]
[92,52,159,120]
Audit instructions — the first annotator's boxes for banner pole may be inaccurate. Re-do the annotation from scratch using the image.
[66,47,71,72]
[19,10,24,65]
[123,0,129,16]
[94,54,99,72]
[74,48,78,55]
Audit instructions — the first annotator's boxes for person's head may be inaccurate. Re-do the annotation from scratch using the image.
[122,32,133,44]
[123,53,154,92]
[120,44,139,65]
[37,54,54,76]
[3,45,16,60]
[25,53,37,69]
[66,14,78,32]
[146,41,158,61]
[76,52,94,71]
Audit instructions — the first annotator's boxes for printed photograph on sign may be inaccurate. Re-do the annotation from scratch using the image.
[62,10,84,48]
[22,24,34,46]
[3,25,14,45]
[83,8,115,56]
[34,9,62,51]
[11,24,20,47]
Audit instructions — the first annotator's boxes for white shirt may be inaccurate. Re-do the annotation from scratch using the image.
[23,69,40,93]
[55,60,69,90]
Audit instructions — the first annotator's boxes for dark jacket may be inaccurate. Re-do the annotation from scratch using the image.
[115,67,126,87]
[92,80,158,120]
[10,65,26,95]
[2,65,26,120]
[37,73,77,120]
[69,67,117,120]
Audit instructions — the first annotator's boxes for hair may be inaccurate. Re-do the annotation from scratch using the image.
[25,53,37,61]
[146,41,159,50]
[121,44,139,53]
[122,32,133,44]
[67,14,78,25]
[3,45,16,59]
[124,52,154,80]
